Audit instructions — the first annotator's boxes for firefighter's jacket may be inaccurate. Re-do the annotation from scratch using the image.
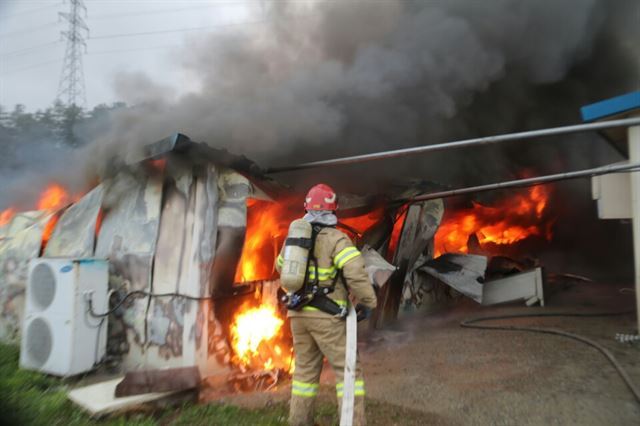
[276,225,377,317]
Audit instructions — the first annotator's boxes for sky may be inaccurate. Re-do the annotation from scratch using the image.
[0,0,255,111]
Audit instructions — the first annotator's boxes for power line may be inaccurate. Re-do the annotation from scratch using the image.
[1,58,62,76]
[1,45,177,72]
[0,2,62,20]
[0,41,61,59]
[87,45,180,56]
[0,21,59,38]
[89,20,271,40]
[89,3,246,20]
[0,19,273,62]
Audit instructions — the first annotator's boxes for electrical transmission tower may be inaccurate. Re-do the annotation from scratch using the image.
[57,0,88,108]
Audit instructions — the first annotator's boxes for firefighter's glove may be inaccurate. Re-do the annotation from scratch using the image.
[355,304,372,322]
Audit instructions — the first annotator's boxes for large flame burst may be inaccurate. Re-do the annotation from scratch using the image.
[434,185,553,256]
[37,184,71,211]
[0,183,86,254]
[1,183,73,228]
[234,199,295,283]
[230,198,385,372]
[0,208,15,227]
[234,198,388,283]
[230,304,289,371]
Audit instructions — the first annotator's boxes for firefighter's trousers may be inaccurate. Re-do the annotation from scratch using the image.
[288,315,366,426]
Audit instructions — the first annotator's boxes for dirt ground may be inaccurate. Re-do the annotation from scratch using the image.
[221,280,639,425]
[358,280,640,425]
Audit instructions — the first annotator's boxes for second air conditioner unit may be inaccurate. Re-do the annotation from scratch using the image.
[20,258,109,376]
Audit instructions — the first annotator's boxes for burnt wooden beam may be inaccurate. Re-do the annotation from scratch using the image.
[115,366,201,397]
[373,200,443,327]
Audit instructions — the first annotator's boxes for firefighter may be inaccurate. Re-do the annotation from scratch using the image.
[275,184,377,426]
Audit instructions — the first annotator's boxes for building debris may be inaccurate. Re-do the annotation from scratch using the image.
[360,245,396,289]
[482,267,544,307]
[403,254,544,307]
[199,369,285,402]
[407,253,487,303]
[487,256,537,278]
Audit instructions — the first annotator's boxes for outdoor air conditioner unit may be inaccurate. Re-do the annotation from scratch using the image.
[20,258,109,376]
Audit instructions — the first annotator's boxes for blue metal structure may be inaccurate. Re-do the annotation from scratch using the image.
[581,91,640,122]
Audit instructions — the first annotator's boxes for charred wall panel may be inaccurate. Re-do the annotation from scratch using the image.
[94,173,163,366]
[210,170,250,297]
[44,185,104,257]
[145,165,193,369]
[399,199,444,314]
[378,199,444,324]
[147,165,230,375]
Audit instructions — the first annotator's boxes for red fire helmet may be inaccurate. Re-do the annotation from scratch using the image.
[304,184,338,211]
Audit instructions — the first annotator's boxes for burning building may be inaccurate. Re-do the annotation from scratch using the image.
[0,127,566,381]
[1,101,639,419]
[0,133,400,382]
[0,133,279,377]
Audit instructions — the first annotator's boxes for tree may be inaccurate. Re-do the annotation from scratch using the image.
[58,103,85,147]
[0,100,127,149]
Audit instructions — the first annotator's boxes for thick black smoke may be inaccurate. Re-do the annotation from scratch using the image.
[89,0,638,188]
[2,0,639,280]
[3,0,639,200]
[96,0,637,282]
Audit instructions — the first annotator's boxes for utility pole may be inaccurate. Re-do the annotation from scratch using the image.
[57,0,88,108]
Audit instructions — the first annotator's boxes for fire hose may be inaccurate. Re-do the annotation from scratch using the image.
[340,303,358,426]
[460,311,640,404]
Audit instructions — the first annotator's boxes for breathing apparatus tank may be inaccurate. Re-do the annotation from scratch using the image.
[280,219,313,294]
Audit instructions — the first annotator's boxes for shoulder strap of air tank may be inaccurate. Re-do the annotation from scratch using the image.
[305,224,323,287]
[326,226,347,293]
[307,224,346,292]
[312,224,348,293]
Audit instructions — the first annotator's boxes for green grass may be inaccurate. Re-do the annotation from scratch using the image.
[0,343,288,426]
[0,343,87,426]
[0,343,430,425]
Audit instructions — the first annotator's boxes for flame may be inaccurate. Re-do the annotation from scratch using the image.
[148,158,167,172]
[230,303,291,371]
[1,184,71,229]
[235,198,386,283]
[387,207,408,261]
[230,197,385,373]
[340,206,385,234]
[41,214,60,253]
[434,185,553,256]
[0,208,16,227]
[231,306,283,359]
[37,184,70,211]
[234,199,297,283]
[95,209,105,237]
[2,183,79,250]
